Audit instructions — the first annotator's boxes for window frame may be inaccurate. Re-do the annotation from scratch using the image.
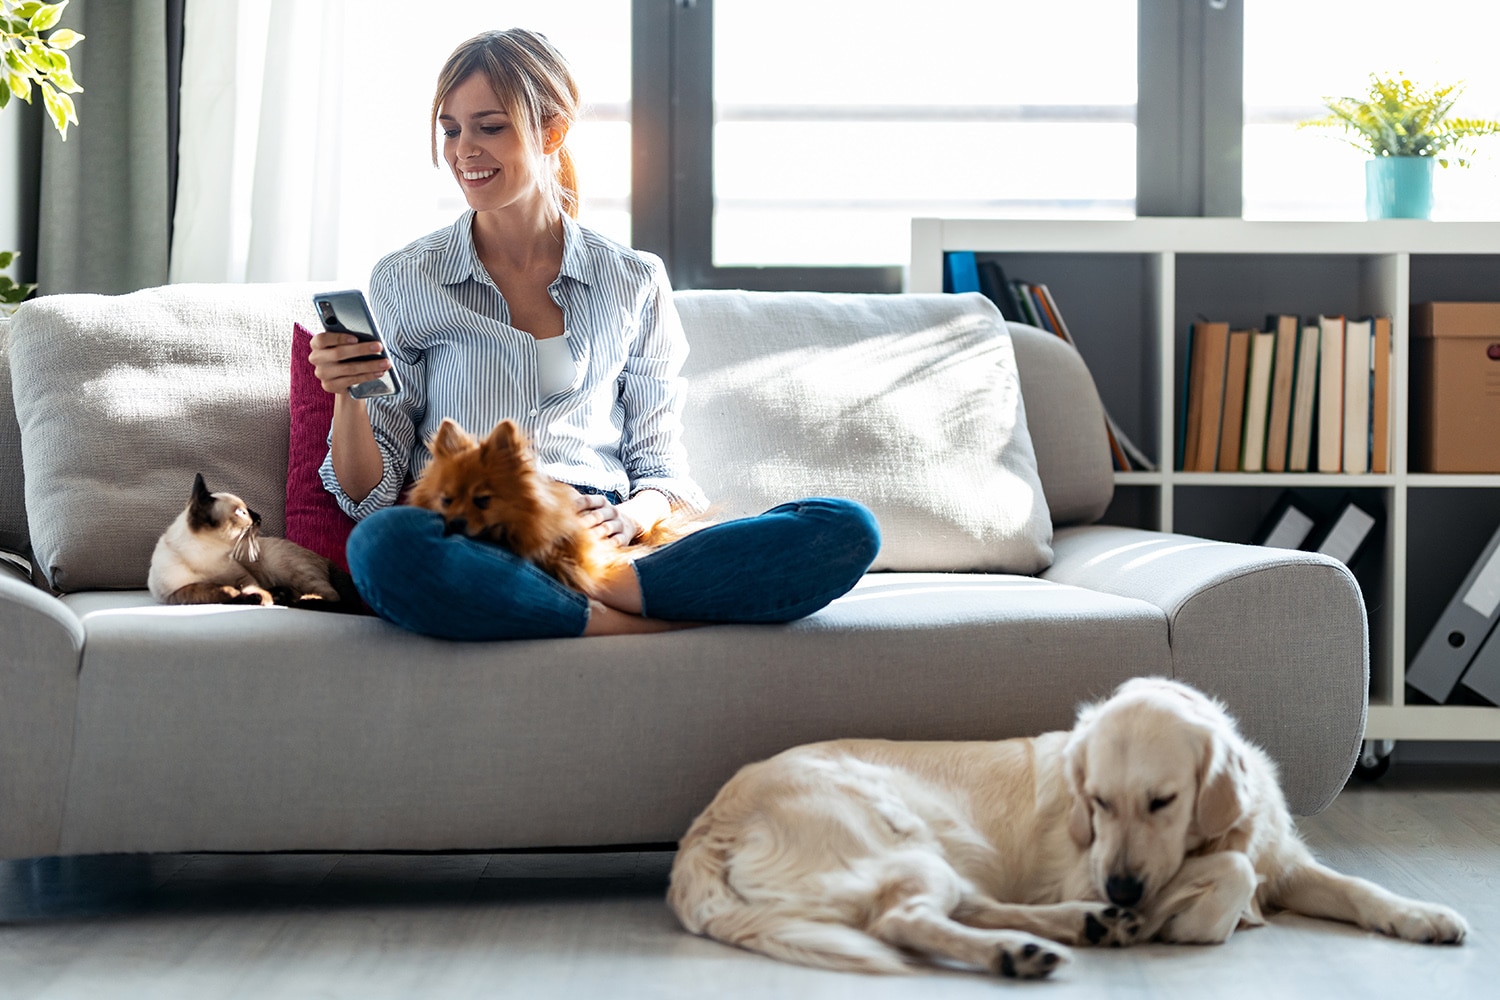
[631,0,1244,292]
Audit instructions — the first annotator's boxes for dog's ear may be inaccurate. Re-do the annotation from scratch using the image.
[429,418,473,458]
[1194,731,1250,842]
[481,419,524,457]
[1062,730,1094,848]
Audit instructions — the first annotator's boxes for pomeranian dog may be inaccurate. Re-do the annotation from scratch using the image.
[408,418,701,597]
[148,473,358,610]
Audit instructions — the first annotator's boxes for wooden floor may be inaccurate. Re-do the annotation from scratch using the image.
[2,764,1497,999]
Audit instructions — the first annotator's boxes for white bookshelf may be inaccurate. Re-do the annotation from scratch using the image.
[910,217,1500,744]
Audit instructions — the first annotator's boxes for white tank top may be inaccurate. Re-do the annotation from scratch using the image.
[534,334,576,397]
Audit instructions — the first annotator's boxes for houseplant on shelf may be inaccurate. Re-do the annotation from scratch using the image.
[1299,72,1500,220]
[1,0,84,317]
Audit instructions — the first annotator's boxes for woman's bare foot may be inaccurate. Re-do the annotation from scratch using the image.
[581,600,696,636]
[586,560,646,614]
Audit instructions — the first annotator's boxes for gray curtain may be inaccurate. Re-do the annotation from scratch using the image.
[37,0,172,295]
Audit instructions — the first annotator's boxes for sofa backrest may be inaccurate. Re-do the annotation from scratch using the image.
[1005,321,1115,525]
[0,318,28,555]
[1,284,1114,590]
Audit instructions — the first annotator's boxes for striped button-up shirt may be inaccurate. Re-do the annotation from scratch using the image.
[321,211,708,520]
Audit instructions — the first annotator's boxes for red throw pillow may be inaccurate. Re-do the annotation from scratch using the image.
[285,321,355,571]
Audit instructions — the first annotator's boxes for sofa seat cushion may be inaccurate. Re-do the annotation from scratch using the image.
[55,577,1168,854]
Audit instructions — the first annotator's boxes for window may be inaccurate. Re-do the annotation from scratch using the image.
[1243,0,1500,220]
[710,0,1137,268]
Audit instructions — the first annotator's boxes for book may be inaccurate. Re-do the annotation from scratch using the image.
[1217,329,1252,471]
[944,251,981,294]
[1182,321,1230,472]
[1407,522,1500,704]
[1263,314,1299,473]
[1010,280,1045,328]
[1241,329,1276,472]
[1371,315,1392,474]
[1033,283,1073,342]
[1316,315,1345,474]
[1288,323,1320,472]
[1029,283,1064,336]
[975,260,1025,323]
[1342,318,1372,474]
[1252,491,1317,550]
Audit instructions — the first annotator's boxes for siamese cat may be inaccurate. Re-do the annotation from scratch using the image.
[148,473,356,610]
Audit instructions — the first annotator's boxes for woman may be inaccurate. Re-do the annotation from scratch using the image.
[310,28,878,639]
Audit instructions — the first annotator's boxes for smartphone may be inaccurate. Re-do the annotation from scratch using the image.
[313,289,402,399]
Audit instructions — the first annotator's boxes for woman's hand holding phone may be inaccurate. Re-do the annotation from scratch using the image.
[309,331,393,397]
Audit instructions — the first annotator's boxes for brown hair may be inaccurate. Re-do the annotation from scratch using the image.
[431,29,580,219]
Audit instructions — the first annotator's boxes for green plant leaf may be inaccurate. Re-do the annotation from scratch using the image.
[47,61,77,93]
[29,1,65,33]
[0,82,9,111]
[39,79,72,138]
[5,68,31,104]
[0,251,14,269]
[13,2,46,19]
[45,26,81,49]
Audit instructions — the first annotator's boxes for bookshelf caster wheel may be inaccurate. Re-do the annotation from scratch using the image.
[1354,739,1394,782]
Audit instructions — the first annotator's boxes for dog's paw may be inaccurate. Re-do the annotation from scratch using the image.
[1081,904,1144,948]
[991,935,1071,980]
[1378,902,1468,945]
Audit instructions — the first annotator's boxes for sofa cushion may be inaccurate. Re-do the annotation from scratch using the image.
[54,576,1168,853]
[8,284,320,591]
[0,317,29,554]
[676,290,1055,574]
[286,322,355,571]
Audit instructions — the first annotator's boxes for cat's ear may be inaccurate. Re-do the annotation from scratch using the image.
[188,473,217,531]
[429,419,473,458]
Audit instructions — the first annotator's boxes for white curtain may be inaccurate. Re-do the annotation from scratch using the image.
[169,0,633,286]
[170,0,347,284]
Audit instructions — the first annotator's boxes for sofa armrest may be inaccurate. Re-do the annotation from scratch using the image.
[0,570,85,860]
[1042,524,1367,816]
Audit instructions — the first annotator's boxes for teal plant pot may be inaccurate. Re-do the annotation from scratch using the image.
[1365,156,1434,219]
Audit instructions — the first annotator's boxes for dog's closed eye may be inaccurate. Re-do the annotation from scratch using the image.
[1148,794,1177,813]
[472,495,491,510]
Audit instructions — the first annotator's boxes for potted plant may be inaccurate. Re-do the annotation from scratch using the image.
[1299,72,1500,220]
[1,0,83,317]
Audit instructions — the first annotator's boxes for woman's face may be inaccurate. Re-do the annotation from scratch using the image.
[438,72,551,216]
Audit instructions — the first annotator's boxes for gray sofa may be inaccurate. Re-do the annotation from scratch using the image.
[0,285,1368,864]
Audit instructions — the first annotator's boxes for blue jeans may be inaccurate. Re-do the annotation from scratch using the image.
[345,498,880,641]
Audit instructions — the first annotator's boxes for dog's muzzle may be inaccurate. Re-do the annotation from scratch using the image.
[1106,874,1144,908]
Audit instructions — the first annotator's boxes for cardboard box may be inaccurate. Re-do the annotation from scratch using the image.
[1411,302,1500,473]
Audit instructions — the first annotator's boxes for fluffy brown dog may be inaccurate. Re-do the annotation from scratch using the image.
[668,678,1466,981]
[408,417,696,597]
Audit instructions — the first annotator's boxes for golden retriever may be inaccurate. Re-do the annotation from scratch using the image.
[668,677,1467,980]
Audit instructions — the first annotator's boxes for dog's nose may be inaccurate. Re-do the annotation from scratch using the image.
[444,517,468,537]
[1105,874,1144,908]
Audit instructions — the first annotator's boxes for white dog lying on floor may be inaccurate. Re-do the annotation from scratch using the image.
[668,678,1466,980]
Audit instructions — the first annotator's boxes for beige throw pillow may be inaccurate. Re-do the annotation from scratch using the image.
[8,283,320,591]
[675,290,1054,574]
